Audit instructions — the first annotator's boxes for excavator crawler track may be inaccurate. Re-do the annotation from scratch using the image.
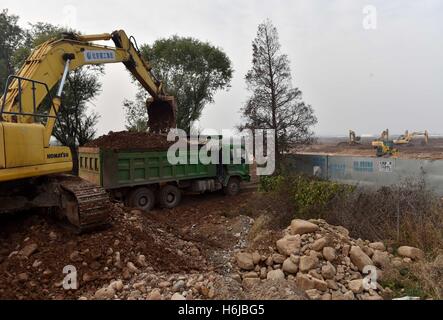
[59,177,111,232]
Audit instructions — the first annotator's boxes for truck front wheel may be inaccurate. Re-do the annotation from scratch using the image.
[223,177,241,196]
[159,185,182,209]
[128,187,156,211]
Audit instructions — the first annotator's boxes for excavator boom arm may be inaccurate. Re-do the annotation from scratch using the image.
[0,30,176,140]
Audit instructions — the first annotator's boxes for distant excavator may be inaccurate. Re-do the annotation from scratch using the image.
[370,129,398,157]
[393,130,429,146]
[0,30,177,231]
[371,129,390,148]
[348,130,361,145]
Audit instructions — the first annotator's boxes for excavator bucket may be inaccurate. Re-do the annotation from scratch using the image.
[147,96,177,133]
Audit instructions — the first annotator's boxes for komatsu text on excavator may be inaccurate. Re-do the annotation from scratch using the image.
[0,30,176,231]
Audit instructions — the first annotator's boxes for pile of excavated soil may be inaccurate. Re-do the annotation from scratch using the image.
[0,204,207,300]
[84,131,175,151]
[1,190,286,300]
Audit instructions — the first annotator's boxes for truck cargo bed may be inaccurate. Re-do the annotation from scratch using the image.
[79,147,217,189]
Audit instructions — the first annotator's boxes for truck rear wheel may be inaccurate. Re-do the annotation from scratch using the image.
[159,185,182,209]
[128,187,156,211]
[223,177,241,196]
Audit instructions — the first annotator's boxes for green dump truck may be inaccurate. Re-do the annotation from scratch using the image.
[78,143,250,211]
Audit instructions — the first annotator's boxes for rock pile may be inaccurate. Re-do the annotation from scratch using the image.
[90,272,219,300]
[235,219,425,300]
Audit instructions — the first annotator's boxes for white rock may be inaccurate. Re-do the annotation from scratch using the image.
[110,280,124,291]
[369,242,386,251]
[32,260,42,268]
[282,258,298,274]
[397,246,424,260]
[252,251,261,265]
[348,279,364,294]
[372,250,390,269]
[296,273,315,291]
[127,262,140,273]
[350,246,373,272]
[276,235,301,256]
[299,255,319,272]
[147,289,162,300]
[267,269,285,280]
[305,289,321,300]
[236,252,254,270]
[311,238,328,251]
[243,271,259,279]
[171,293,186,300]
[313,278,328,292]
[322,247,336,262]
[342,245,351,257]
[94,287,115,300]
[290,219,319,235]
[128,290,142,300]
[321,262,336,279]
[137,255,148,267]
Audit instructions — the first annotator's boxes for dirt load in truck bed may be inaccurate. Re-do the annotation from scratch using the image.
[84,131,175,151]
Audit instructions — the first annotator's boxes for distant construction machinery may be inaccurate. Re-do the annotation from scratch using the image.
[341,128,430,157]
[348,130,361,145]
[369,129,398,157]
[371,129,390,148]
[393,130,429,146]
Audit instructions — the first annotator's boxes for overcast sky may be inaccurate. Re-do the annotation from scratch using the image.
[2,0,443,136]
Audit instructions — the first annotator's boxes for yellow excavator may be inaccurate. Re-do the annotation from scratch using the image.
[348,130,361,145]
[0,30,176,231]
[393,130,429,145]
[371,129,390,148]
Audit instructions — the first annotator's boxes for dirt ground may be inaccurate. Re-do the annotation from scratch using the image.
[0,187,301,300]
[297,137,443,160]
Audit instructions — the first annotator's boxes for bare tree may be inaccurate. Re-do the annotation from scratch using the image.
[241,19,317,167]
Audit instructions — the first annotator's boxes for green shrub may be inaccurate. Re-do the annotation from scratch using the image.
[259,174,353,219]
[259,175,284,192]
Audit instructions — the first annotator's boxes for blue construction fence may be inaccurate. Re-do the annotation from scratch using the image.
[283,153,443,196]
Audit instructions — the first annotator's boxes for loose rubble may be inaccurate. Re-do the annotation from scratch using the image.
[0,189,427,300]
[235,218,426,300]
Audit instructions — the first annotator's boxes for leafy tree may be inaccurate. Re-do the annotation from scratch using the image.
[125,36,233,132]
[12,22,67,68]
[53,66,102,174]
[123,91,148,132]
[0,9,23,93]
[12,23,102,175]
[241,20,317,168]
